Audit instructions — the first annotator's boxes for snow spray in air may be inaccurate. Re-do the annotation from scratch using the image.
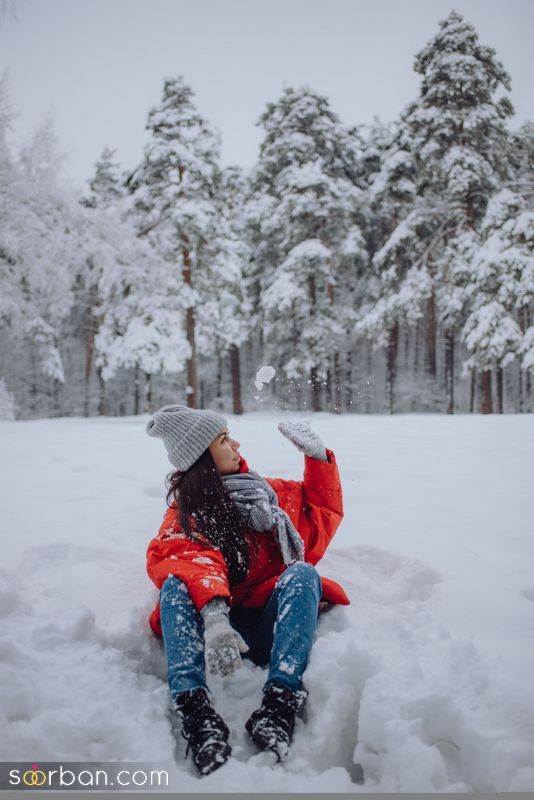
[254,366,276,392]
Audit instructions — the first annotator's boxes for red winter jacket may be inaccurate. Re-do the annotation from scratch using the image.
[146,448,350,636]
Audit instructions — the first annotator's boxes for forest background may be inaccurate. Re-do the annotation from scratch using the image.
[0,1,533,420]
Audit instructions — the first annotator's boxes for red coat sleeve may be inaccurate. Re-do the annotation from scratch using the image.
[265,448,344,564]
[146,506,231,611]
[302,448,344,563]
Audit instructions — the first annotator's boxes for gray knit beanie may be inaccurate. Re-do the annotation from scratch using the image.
[146,404,228,471]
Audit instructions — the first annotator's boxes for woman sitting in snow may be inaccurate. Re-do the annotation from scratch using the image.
[145,404,349,776]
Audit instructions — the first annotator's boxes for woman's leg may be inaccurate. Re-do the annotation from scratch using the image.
[159,575,208,703]
[246,562,322,692]
[243,563,322,758]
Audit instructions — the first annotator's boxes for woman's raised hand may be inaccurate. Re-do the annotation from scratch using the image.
[278,421,328,462]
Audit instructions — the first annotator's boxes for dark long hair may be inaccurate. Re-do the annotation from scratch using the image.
[165,448,252,586]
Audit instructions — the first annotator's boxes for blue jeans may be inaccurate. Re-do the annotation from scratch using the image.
[159,562,322,702]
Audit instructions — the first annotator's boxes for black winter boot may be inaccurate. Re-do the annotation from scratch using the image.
[245,683,308,761]
[174,688,231,776]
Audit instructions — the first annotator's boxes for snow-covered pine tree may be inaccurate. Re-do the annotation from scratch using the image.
[461,188,534,412]
[79,147,126,415]
[329,121,374,413]
[434,224,480,412]
[126,76,221,408]
[81,145,193,416]
[505,121,534,199]
[82,146,124,209]
[92,218,191,414]
[194,165,253,413]
[0,112,82,415]
[249,85,364,412]
[404,9,515,409]
[356,118,422,413]
[18,114,68,191]
[358,10,516,413]
[0,74,18,414]
[331,119,384,412]
[498,121,534,410]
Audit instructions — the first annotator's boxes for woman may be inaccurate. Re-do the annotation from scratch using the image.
[145,404,349,776]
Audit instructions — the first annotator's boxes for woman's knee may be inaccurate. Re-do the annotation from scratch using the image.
[278,562,322,593]
[160,574,191,605]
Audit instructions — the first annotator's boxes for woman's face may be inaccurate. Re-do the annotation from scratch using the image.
[208,427,241,475]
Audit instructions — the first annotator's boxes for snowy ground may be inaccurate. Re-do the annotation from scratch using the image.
[0,411,533,792]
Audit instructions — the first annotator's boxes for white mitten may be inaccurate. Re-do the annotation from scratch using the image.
[201,598,249,676]
[278,421,328,462]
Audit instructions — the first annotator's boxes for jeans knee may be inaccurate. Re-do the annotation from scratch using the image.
[279,561,322,594]
[160,574,190,604]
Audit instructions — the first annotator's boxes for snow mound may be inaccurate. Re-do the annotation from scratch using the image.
[1,539,532,792]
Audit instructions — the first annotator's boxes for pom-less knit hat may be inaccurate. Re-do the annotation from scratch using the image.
[146,404,228,471]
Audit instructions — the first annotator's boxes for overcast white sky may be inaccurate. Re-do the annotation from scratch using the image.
[1,0,532,194]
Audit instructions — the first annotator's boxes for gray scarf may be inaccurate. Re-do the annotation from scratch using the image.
[221,470,305,565]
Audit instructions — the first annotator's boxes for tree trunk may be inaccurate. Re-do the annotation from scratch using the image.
[517,305,531,412]
[325,280,342,413]
[84,323,92,418]
[505,367,515,416]
[495,366,503,414]
[325,368,332,411]
[470,368,476,413]
[295,379,303,411]
[97,367,107,416]
[425,292,437,378]
[465,194,476,230]
[527,310,532,407]
[290,324,302,410]
[444,327,455,414]
[230,344,243,415]
[30,349,38,415]
[333,352,342,414]
[142,372,152,414]
[307,274,321,412]
[185,313,198,406]
[310,366,322,412]
[84,284,98,417]
[133,365,140,415]
[412,318,420,411]
[52,377,62,417]
[480,369,493,414]
[216,352,223,405]
[403,322,410,372]
[182,240,198,408]
[386,320,399,414]
[344,347,353,411]
[413,318,420,376]
[365,340,373,414]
